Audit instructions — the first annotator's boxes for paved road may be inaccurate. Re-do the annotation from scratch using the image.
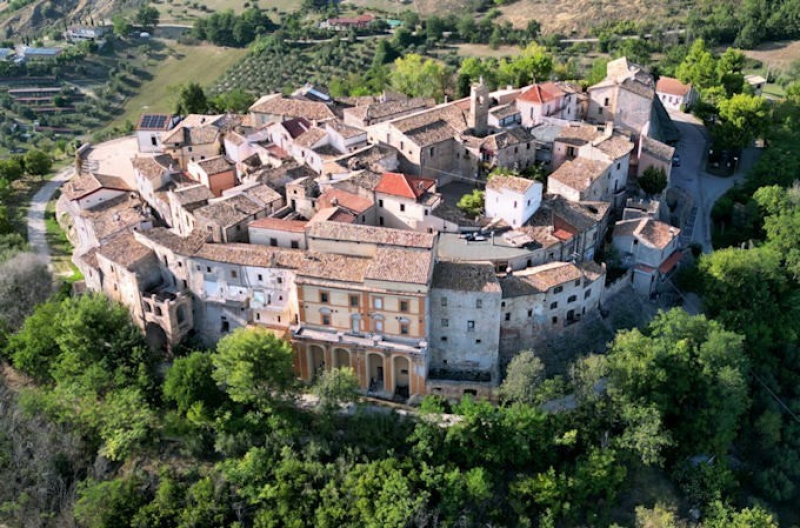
[26,166,74,264]
[668,111,754,253]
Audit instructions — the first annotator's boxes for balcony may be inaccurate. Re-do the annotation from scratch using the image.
[291,325,428,355]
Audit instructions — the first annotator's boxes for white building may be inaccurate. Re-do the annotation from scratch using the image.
[655,76,697,111]
[485,174,543,228]
[612,217,682,295]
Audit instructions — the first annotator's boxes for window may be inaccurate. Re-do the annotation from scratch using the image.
[616,162,621,170]
[552,316,558,325]
[379,199,384,207]
[258,274,263,281]
[441,336,448,342]
[527,200,531,206]
[277,277,283,284]
[351,317,360,333]
[441,318,449,327]
[373,297,383,309]
[550,302,558,309]
[527,142,531,150]
[553,286,563,294]
[350,295,359,307]
[322,314,331,326]
[270,238,278,247]
[441,297,448,307]
[256,313,261,321]
[584,289,592,299]
[566,146,575,158]
[467,320,475,332]
[475,299,482,309]
[374,319,384,332]
[604,97,609,106]
[514,200,518,208]
[400,300,409,312]
[221,320,230,332]
[476,339,482,344]
[400,323,409,335]
[505,313,511,321]
[182,279,187,289]
[379,217,384,226]
[568,295,577,303]
[575,279,581,287]
[429,147,434,157]
[400,204,406,212]
[206,266,212,273]
[598,107,604,115]
[424,209,428,216]
[320,292,329,303]
[231,270,238,279]
[291,241,299,249]
[528,308,533,317]
[400,141,404,150]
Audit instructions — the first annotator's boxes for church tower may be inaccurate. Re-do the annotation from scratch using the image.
[468,77,490,137]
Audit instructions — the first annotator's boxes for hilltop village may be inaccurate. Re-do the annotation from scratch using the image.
[58,57,684,401]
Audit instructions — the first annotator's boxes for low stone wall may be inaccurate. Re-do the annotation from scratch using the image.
[602,268,633,302]
[426,379,497,402]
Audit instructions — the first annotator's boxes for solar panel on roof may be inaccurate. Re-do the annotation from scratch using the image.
[140,114,168,129]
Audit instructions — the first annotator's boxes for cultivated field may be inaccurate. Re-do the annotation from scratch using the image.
[156,0,301,23]
[742,39,800,71]
[109,42,247,129]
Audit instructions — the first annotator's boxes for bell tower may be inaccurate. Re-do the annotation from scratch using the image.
[468,76,490,137]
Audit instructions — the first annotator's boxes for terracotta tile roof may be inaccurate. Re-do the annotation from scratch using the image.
[518,82,566,104]
[241,183,282,206]
[135,227,208,255]
[595,133,634,160]
[318,187,373,214]
[641,136,675,163]
[487,174,537,194]
[193,156,233,176]
[297,252,370,282]
[375,172,436,200]
[62,173,131,201]
[326,120,366,139]
[489,104,521,119]
[656,76,692,97]
[249,218,308,233]
[432,261,500,292]
[391,104,468,148]
[481,127,533,152]
[637,218,679,249]
[249,94,335,122]
[548,158,611,192]
[501,261,605,298]
[170,184,213,206]
[328,209,357,223]
[294,127,328,148]
[344,97,434,124]
[307,220,436,249]
[557,123,601,145]
[89,200,150,242]
[194,243,305,269]
[194,195,264,227]
[225,131,247,146]
[366,246,433,285]
[162,124,220,147]
[97,232,156,271]
[131,154,177,181]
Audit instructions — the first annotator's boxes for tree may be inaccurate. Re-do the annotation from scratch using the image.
[212,327,295,409]
[676,39,718,91]
[606,309,750,461]
[496,43,553,87]
[499,350,545,404]
[704,501,778,528]
[164,351,226,417]
[638,166,668,196]
[8,299,62,382]
[208,89,255,113]
[456,189,484,216]
[755,183,800,279]
[716,48,746,77]
[313,366,359,412]
[716,93,771,149]
[135,5,160,29]
[23,149,52,176]
[174,82,208,115]
[634,503,684,528]
[390,54,448,101]
[0,158,23,182]
[112,15,131,38]
[699,246,800,354]
[0,252,53,336]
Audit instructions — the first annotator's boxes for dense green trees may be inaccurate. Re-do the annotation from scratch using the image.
[174,82,208,115]
[456,189,484,216]
[638,166,668,197]
[498,350,544,404]
[191,8,275,47]
[390,54,449,101]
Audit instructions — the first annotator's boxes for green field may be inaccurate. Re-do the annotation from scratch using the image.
[109,42,247,129]
[156,0,302,23]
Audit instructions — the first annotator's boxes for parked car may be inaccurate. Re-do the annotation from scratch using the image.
[672,153,681,167]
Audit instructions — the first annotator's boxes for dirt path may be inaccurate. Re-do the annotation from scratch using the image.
[26,166,73,265]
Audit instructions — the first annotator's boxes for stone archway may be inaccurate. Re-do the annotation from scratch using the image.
[367,353,385,392]
[308,345,325,381]
[392,355,411,398]
[333,348,351,369]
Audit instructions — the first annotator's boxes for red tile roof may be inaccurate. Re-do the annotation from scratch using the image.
[281,117,312,139]
[656,76,692,97]
[318,188,373,214]
[375,172,436,200]
[518,82,565,104]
